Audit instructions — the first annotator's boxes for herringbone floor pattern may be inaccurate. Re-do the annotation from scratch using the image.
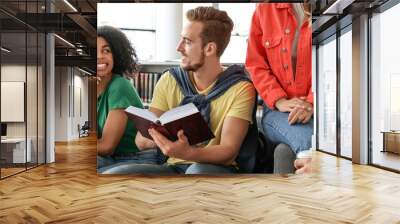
[1,135,400,223]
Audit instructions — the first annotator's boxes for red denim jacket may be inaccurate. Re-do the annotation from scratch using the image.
[245,3,313,110]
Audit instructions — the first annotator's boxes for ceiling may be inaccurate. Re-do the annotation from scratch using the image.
[0,0,97,74]
[312,0,392,44]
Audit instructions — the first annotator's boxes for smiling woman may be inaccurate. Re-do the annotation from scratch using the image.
[96,26,160,171]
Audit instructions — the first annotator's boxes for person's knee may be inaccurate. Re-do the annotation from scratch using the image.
[290,138,312,154]
[97,155,113,169]
[185,163,213,174]
[185,163,235,174]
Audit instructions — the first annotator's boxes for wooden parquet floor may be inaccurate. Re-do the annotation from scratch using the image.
[1,135,400,223]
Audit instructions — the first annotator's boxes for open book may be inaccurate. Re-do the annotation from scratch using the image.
[125,103,215,145]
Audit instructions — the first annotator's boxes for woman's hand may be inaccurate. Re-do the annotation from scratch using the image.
[96,76,102,85]
[275,97,309,113]
[276,97,313,125]
[276,98,299,112]
[288,104,313,125]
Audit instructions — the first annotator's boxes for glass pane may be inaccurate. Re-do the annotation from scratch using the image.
[219,3,256,63]
[38,33,45,165]
[221,35,248,63]
[317,37,337,154]
[98,3,155,29]
[339,29,352,158]
[1,31,27,177]
[123,30,156,62]
[219,3,256,36]
[98,3,157,62]
[27,31,38,169]
[26,0,40,168]
[371,4,400,171]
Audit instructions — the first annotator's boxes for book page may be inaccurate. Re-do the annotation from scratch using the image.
[125,106,158,123]
[160,103,199,125]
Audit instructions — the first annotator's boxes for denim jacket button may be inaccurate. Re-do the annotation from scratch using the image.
[265,41,270,47]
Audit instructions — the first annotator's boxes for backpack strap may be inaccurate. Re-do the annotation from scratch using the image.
[169,65,250,125]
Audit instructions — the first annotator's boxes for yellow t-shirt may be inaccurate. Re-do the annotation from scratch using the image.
[150,70,256,164]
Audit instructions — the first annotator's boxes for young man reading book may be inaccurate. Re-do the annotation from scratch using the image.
[125,103,215,146]
[102,7,256,174]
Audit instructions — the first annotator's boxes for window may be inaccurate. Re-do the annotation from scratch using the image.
[0,1,46,179]
[371,3,400,171]
[98,3,156,62]
[317,36,337,154]
[219,3,256,63]
[122,29,156,62]
[339,28,352,158]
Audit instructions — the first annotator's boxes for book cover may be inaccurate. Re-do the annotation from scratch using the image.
[125,103,215,145]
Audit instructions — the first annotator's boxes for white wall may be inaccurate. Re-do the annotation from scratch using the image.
[1,65,32,137]
[55,67,68,141]
[1,63,46,164]
[55,67,89,141]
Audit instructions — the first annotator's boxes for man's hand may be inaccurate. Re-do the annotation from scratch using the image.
[149,128,192,160]
[294,158,312,174]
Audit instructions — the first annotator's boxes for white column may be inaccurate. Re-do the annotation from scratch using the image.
[352,14,369,164]
[155,3,182,62]
[45,0,56,163]
[46,33,55,163]
[311,46,317,151]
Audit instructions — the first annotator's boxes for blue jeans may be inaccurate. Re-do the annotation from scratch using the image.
[98,162,238,175]
[97,149,160,171]
[262,104,313,154]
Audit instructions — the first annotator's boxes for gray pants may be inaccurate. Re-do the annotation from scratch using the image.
[273,143,296,174]
[98,162,238,175]
[97,149,160,171]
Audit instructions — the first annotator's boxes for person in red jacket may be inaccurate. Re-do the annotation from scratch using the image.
[245,3,313,174]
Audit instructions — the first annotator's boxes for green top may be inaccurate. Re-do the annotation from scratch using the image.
[97,74,143,154]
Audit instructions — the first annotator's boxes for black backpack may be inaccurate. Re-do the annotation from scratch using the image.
[235,98,274,173]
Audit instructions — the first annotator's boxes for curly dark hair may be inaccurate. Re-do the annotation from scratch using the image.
[97,25,139,76]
